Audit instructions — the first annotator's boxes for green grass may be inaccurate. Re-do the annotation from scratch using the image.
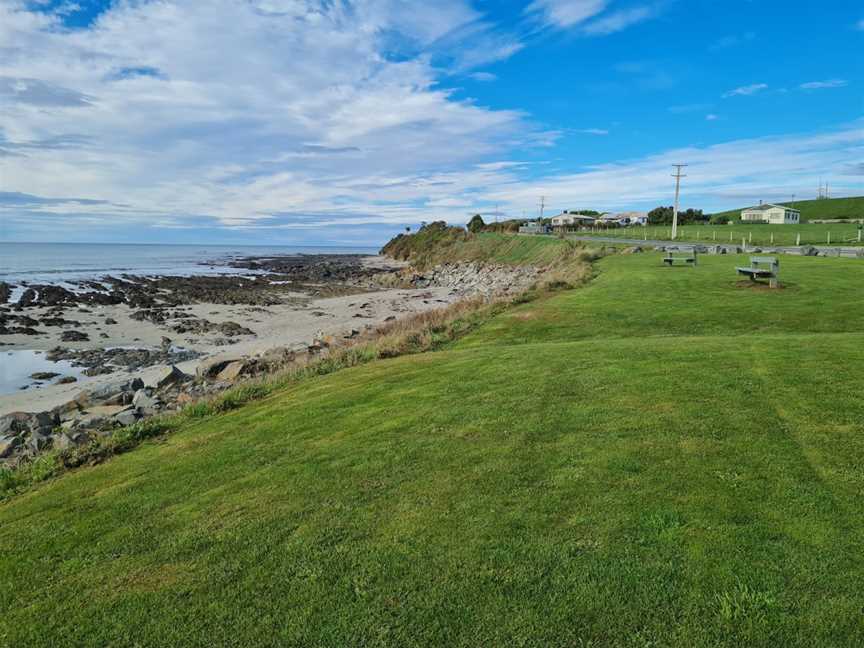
[574,222,864,246]
[383,224,585,268]
[711,196,864,222]
[3,251,864,646]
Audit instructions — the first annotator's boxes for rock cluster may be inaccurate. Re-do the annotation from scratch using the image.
[406,262,541,298]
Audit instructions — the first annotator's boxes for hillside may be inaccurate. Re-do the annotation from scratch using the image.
[711,195,864,222]
[3,237,864,646]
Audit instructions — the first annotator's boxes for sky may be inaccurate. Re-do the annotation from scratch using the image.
[0,0,862,246]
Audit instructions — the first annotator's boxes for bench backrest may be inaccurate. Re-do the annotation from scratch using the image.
[750,256,778,268]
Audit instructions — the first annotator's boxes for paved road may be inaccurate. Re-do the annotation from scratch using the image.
[562,235,864,258]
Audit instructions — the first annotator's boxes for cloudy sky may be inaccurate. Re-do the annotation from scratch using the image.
[1,0,862,245]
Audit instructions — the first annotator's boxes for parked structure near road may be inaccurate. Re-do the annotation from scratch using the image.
[741,204,801,224]
[518,222,551,235]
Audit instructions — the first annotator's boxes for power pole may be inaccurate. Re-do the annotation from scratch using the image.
[538,196,546,222]
[671,164,687,240]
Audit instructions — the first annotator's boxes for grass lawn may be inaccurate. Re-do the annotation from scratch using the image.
[2,252,864,647]
[574,222,864,247]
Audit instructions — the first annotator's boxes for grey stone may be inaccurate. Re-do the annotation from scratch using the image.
[0,413,29,437]
[55,431,90,451]
[132,389,156,410]
[114,409,139,427]
[158,365,191,389]
[0,435,22,458]
[27,431,53,453]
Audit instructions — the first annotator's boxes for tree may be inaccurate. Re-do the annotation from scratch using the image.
[467,213,486,233]
[648,206,707,225]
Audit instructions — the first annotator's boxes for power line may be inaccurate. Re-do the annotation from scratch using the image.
[671,164,687,240]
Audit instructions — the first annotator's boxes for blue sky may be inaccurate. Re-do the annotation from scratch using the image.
[1,0,861,245]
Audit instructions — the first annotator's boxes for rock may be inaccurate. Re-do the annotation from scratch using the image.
[54,431,90,451]
[27,431,53,453]
[160,336,173,351]
[132,389,156,410]
[216,360,247,382]
[130,377,145,391]
[197,357,241,379]
[114,408,139,427]
[56,376,78,384]
[0,412,30,437]
[104,317,118,325]
[157,365,191,389]
[621,246,643,254]
[33,411,60,433]
[0,435,22,458]
[60,330,89,342]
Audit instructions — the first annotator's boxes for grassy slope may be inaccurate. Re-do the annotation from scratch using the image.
[384,228,585,268]
[710,196,864,222]
[3,251,864,647]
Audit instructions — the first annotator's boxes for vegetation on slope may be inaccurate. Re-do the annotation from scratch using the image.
[3,248,864,646]
[710,195,864,222]
[381,222,587,270]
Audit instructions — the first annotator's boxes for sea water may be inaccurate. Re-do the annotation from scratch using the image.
[0,242,378,288]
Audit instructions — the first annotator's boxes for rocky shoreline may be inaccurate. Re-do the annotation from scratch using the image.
[0,255,541,467]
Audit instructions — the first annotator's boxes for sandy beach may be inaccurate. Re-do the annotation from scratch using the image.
[1,255,458,416]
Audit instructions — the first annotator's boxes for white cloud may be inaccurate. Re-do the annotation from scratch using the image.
[0,0,547,239]
[526,0,662,35]
[468,72,498,82]
[800,79,848,90]
[723,83,768,98]
[577,128,610,135]
[526,0,608,28]
[583,5,660,35]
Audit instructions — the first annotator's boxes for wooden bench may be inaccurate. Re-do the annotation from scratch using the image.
[737,256,779,288]
[663,250,698,267]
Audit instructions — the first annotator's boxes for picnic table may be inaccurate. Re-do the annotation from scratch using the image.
[663,249,698,267]
[737,256,779,288]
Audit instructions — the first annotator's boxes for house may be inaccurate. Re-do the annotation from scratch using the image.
[740,204,801,224]
[613,211,648,226]
[550,211,597,228]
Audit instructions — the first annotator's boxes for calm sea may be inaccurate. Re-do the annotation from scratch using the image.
[0,242,379,286]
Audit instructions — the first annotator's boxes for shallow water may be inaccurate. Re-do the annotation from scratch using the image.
[0,350,89,396]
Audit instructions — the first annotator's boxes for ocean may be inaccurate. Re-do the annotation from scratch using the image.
[0,242,379,287]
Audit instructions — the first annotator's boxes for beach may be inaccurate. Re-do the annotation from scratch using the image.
[0,251,458,416]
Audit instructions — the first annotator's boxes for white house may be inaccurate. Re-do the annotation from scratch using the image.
[599,211,647,227]
[615,211,648,226]
[550,211,597,228]
[740,204,801,224]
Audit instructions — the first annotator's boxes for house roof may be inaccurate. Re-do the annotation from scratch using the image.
[742,203,800,212]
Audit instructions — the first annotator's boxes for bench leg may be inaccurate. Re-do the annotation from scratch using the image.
[769,277,778,289]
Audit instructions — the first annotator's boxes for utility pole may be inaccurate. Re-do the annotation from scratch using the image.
[671,164,687,240]
[538,196,546,222]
